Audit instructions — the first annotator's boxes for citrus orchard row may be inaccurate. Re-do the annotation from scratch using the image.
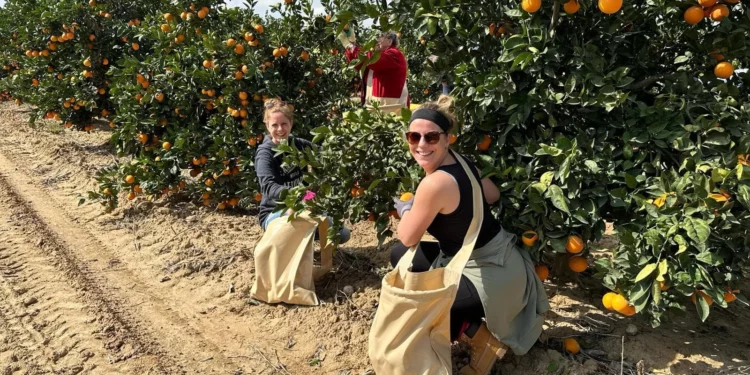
[1,0,748,326]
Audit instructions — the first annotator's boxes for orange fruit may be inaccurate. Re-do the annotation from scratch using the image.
[710,4,729,21]
[103,188,111,196]
[522,230,539,246]
[203,60,213,69]
[449,133,458,144]
[691,290,714,306]
[659,281,670,291]
[217,202,227,210]
[244,32,255,41]
[160,24,171,32]
[234,44,245,54]
[477,135,492,151]
[254,192,263,202]
[128,192,136,200]
[400,192,414,201]
[714,61,734,79]
[132,42,140,51]
[598,0,622,14]
[125,175,135,184]
[205,178,214,186]
[175,34,185,44]
[564,0,580,14]
[563,338,580,354]
[566,235,584,253]
[229,197,240,207]
[619,305,636,316]
[521,0,541,12]
[197,9,208,18]
[254,24,264,34]
[724,291,737,303]
[568,256,588,273]
[534,264,549,281]
[164,13,174,21]
[684,6,704,24]
[155,92,164,101]
[698,0,716,7]
[315,67,323,75]
[273,48,281,58]
[162,142,172,150]
[300,51,310,61]
[710,52,724,61]
[602,292,617,310]
[611,294,629,312]
[137,133,149,144]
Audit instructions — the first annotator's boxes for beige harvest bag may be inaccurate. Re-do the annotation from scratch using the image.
[250,211,333,306]
[368,152,483,374]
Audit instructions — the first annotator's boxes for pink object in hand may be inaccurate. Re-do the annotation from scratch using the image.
[302,190,316,201]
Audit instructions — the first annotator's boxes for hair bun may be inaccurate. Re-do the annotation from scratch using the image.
[436,95,454,111]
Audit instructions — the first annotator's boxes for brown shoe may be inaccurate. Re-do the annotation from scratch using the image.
[458,321,508,375]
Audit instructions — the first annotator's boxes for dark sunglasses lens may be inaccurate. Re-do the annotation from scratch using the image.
[405,132,421,144]
[424,132,442,144]
[405,132,443,144]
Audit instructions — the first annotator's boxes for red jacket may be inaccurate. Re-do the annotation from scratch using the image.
[345,46,409,107]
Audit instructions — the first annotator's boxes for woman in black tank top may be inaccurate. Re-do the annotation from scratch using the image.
[389,95,549,375]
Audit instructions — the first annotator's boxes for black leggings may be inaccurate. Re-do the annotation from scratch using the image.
[390,241,485,341]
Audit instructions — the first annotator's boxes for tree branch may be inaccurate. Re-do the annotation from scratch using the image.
[549,0,562,39]
[625,74,672,91]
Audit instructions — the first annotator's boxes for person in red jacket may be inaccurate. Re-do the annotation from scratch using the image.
[341,30,409,113]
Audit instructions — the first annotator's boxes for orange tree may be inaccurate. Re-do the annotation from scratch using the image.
[0,0,167,129]
[277,0,749,325]
[88,0,354,210]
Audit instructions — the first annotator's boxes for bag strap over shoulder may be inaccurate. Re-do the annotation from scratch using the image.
[395,151,484,277]
[443,151,484,275]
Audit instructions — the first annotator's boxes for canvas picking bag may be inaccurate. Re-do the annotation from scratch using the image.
[368,152,484,374]
[250,211,333,306]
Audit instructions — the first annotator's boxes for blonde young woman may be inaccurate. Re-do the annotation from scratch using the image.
[389,95,550,374]
[254,98,350,242]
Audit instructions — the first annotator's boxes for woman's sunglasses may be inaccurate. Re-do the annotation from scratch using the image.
[404,131,446,145]
[264,100,287,108]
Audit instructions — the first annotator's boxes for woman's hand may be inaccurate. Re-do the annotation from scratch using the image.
[392,195,414,218]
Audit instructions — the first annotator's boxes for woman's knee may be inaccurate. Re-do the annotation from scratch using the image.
[390,242,410,267]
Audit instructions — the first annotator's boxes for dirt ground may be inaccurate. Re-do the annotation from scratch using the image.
[0,102,748,375]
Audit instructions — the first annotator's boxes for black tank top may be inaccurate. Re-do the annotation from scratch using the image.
[426,158,502,257]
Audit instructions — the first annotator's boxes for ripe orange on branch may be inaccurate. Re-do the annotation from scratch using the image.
[566,235,584,253]
[522,230,538,246]
[684,6,704,24]
[714,61,734,79]
[534,264,549,281]
[521,0,542,13]
[564,0,580,13]
[568,256,588,272]
[598,0,622,14]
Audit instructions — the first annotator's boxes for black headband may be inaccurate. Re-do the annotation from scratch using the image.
[409,108,451,132]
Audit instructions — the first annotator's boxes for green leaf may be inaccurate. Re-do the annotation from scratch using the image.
[635,263,658,282]
[736,185,750,210]
[540,171,555,186]
[683,217,710,244]
[546,185,570,214]
[695,294,710,322]
[652,279,662,306]
[696,252,723,266]
[674,55,689,64]
[367,179,383,191]
[674,234,688,254]
[584,160,600,173]
[656,259,668,282]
